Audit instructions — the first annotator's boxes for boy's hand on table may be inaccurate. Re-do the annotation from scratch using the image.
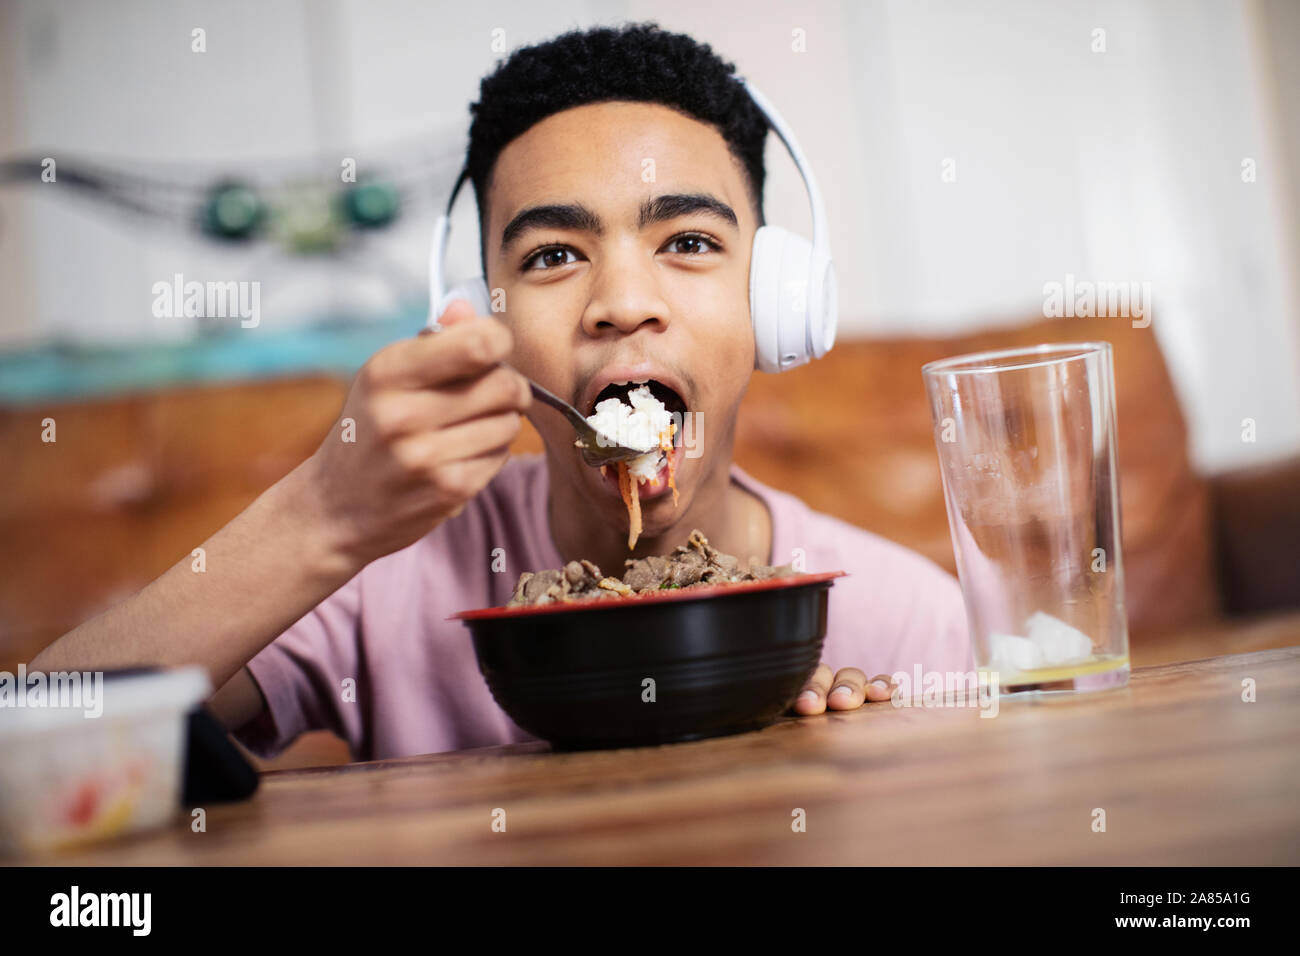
[791,664,897,715]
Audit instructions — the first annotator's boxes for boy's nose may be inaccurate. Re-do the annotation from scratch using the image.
[580,252,670,337]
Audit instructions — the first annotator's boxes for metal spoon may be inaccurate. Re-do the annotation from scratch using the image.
[519,373,653,467]
[423,319,647,466]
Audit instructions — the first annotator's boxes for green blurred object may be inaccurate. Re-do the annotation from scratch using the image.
[272,183,345,253]
[200,182,265,240]
[341,178,400,228]
[199,176,400,250]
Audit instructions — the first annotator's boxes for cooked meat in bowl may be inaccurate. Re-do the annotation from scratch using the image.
[506,529,796,607]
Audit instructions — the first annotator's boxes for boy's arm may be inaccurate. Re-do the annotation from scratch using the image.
[208,667,269,733]
[29,458,355,693]
[29,302,531,717]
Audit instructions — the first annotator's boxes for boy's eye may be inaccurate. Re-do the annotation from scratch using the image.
[661,234,719,256]
[524,247,579,271]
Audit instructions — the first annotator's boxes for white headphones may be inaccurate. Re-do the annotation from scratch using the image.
[428,76,836,373]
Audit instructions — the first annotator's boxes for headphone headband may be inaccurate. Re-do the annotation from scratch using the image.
[736,78,829,262]
[443,167,470,217]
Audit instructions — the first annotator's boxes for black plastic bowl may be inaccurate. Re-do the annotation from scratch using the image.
[453,571,843,751]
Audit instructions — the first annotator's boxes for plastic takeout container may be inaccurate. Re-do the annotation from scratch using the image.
[0,667,210,854]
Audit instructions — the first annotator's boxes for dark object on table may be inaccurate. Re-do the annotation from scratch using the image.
[456,570,842,751]
[183,706,259,803]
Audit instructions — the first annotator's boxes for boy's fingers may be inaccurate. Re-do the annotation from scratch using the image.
[373,317,512,389]
[437,297,477,328]
[418,298,475,337]
[866,673,897,702]
[371,367,531,435]
[826,667,868,710]
[792,663,834,715]
[395,410,522,471]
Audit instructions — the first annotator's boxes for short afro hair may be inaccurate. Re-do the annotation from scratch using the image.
[465,23,769,240]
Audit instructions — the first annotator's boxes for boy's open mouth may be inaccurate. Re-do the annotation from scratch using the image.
[586,378,688,444]
[577,375,691,527]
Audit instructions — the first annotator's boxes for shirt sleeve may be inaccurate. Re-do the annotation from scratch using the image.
[232,574,364,759]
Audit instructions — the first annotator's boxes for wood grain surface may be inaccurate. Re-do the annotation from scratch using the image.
[50,639,1300,866]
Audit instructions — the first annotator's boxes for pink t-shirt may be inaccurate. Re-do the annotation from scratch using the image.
[236,454,972,760]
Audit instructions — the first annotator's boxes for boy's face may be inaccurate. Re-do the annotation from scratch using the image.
[483,101,759,539]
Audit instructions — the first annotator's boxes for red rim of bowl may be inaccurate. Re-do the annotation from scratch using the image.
[451,569,847,621]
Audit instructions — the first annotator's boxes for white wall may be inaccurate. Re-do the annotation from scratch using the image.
[1,0,1297,471]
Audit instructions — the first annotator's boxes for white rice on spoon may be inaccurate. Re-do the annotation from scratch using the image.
[585,384,673,481]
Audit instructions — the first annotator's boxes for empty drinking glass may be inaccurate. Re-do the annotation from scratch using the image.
[922,343,1130,694]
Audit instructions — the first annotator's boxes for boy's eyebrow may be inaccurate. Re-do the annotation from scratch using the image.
[500,203,603,251]
[638,193,738,230]
[499,192,739,253]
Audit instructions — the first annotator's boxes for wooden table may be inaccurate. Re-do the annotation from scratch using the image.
[55,637,1300,866]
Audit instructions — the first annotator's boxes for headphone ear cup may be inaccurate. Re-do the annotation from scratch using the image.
[749,226,815,373]
[810,256,838,359]
[436,277,493,321]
